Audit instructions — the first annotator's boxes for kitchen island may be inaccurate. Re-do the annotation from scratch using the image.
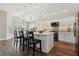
[34,32,54,53]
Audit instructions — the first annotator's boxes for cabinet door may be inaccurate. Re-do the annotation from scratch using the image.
[59,32,65,42]
[59,32,75,43]
[64,32,75,43]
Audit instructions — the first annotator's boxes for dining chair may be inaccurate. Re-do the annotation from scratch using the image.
[27,31,42,56]
[14,30,20,46]
[18,30,28,51]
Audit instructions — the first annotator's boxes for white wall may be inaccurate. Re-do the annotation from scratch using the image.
[59,16,75,30]
[7,13,14,39]
[0,11,28,40]
[59,16,75,44]
[0,10,7,40]
[7,15,28,40]
[0,10,15,40]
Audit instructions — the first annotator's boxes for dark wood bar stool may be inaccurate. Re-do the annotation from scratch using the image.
[14,30,20,46]
[18,30,28,51]
[27,31,42,56]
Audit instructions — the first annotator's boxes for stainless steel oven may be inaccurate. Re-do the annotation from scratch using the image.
[51,22,59,42]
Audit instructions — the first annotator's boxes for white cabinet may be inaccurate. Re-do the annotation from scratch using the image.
[59,32,65,42]
[59,32,75,44]
[34,32,54,53]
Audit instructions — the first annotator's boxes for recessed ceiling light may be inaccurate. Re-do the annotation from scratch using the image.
[16,8,20,11]
[62,10,67,13]
[24,5,26,7]
[72,3,78,5]
[29,3,32,4]
[23,15,24,17]
[43,14,47,17]
[51,12,56,15]
[35,6,39,9]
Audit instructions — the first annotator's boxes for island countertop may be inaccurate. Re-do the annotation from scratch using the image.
[34,32,53,35]
[34,32,54,53]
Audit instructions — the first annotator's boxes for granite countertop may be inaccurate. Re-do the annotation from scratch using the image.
[34,32,53,35]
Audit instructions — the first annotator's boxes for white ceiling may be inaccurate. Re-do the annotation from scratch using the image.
[0,3,79,21]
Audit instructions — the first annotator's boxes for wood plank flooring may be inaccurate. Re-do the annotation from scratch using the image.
[0,39,76,56]
[49,42,76,56]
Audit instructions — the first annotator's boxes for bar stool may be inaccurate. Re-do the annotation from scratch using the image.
[27,31,42,56]
[18,30,28,51]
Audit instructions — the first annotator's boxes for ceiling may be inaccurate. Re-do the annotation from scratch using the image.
[0,3,79,21]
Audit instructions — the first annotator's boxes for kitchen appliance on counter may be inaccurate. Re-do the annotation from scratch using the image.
[51,22,59,42]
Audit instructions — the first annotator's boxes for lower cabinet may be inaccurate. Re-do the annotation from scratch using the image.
[59,32,75,44]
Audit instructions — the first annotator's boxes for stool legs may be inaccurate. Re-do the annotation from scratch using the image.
[40,41,42,55]
[33,44,35,56]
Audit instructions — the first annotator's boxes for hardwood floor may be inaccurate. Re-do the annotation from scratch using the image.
[0,39,76,56]
[49,42,76,56]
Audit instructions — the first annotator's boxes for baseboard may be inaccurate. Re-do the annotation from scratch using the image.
[6,36,13,40]
[0,36,13,41]
[59,41,76,45]
[0,38,7,41]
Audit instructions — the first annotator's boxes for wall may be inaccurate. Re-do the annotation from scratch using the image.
[30,16,75,29]
[0,11,28,40]
[7,13,14,39]
[12,16,28,31]
[7,15,27,40]
[59,16,75,30]
[0,10,7,40]
[59,16,75,44]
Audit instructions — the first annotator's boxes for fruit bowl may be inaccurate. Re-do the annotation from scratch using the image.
[38,31,44,33]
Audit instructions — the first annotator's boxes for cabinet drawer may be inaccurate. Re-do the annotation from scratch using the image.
[59,32,75,43]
